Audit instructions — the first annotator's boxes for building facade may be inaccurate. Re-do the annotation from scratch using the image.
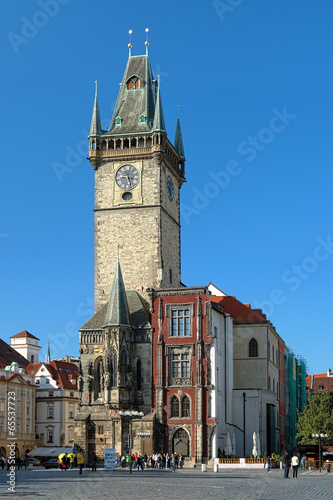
[26,360,79,448]
[0,339,36,459]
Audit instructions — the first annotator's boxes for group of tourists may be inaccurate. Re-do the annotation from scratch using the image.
[118,452,184,471]
[1,456,28,470]
[58,450,85,474]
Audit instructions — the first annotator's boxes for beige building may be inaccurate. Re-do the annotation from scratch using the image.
[0,339,36,459]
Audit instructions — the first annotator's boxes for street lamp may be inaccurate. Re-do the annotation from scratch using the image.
[119,410,144,474]
[311,433,328,472]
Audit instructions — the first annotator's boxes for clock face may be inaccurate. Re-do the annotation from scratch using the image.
[167,175,174,201]
[116,165,139,189]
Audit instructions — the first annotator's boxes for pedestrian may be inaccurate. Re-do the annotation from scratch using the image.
[282,451,290,478]
[300,454,306,469]
[91,452,97,471]
[171,454,176,472]
[77,449,84,475]
[291,453,299,478]
[266,455,271,472]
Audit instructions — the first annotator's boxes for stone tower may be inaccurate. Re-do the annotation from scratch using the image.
[88,45,186,311]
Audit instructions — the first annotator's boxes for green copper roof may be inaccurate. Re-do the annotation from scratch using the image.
[89,93,102,137]
[153,84,165,131]
[174,117,185,158]
[108,54,161,135]
[104,258,131,327]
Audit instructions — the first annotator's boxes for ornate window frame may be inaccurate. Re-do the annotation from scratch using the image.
[166,303,194,338]
[167,345,194,387]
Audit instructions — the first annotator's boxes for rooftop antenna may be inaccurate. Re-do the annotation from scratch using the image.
[145,27,149,55]
[128,29,133,57]
[95,80,98,97]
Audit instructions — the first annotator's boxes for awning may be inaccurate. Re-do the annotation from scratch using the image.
[27,447,73,457]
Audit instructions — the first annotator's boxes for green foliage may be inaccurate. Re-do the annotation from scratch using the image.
[297,390,333,444]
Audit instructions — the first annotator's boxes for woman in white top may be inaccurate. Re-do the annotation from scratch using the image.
[291,453,299,478]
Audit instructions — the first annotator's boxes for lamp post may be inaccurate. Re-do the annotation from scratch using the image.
[119,410,144,474]
[311,433,328,472]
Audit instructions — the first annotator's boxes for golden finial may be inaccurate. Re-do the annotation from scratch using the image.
[177,104,180,117]
[128,29,133,56]
[145,27,149,55]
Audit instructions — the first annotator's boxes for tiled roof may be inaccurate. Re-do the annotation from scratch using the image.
[26,360,78,390]
[108,55,157,134]
[0,338,30,370]
[10,330,40,340]
[211,295,269,323]
[80,290,150,331]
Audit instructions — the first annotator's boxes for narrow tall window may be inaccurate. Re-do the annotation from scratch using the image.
[120,350,127,386]
[249,338,258,357]
[181,396,190,417]
[137,359,142,391]
[171,396,179,417]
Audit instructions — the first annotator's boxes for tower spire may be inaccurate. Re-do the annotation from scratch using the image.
[104,255,131,327]
[174,106,185,158]
[89,80,102,137]
[153,75,166,131]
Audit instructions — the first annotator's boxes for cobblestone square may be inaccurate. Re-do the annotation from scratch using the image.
[1,467,333,500]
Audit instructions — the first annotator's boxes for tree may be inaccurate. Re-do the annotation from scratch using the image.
[297,390,333,444]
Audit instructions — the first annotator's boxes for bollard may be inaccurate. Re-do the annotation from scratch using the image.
[214,463,219,473]
[202,463,207,472]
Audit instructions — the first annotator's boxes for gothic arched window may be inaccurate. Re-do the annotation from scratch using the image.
[120,350,127,386]
[249,338,258,357]
[181,395,190,417]
[136,359,142,391]
[170,395,179,418]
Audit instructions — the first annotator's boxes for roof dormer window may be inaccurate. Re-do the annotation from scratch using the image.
[127,76,143,90]
[139,114,146,124]
[115,116,122,126]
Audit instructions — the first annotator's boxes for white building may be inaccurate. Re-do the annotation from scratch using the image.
[26,360,79,447]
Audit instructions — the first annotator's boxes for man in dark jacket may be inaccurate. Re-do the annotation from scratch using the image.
[282,451,291,478]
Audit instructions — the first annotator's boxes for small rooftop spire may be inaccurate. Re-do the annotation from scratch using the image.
[153,75,166,131]
[128,29,133,57]
[89,81,102,137]
[145,28,149,55]
[174,107,185,158]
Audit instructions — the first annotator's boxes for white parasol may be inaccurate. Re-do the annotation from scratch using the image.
[252,431,257,458]
[232,432,236,456]
[226,432,232,457]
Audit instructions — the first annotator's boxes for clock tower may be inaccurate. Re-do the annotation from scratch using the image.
[88,42,186,311]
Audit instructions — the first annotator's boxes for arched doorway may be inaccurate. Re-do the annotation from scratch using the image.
[173,428,189,456]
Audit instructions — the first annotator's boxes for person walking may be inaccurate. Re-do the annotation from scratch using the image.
[91,452,98,471]
[291,453,299,478]
[77,450,84,475]
[171,454,176,472]
[266,455,271,472]
[282,451,291,478]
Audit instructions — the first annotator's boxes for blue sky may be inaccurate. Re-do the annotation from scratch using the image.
[1,0,332,373]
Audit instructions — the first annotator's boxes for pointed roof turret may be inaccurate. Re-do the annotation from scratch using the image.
[153,76,166,131]
[89,81,102,137]
[104,257,131,328]
[109,52,158,134]
[174,114,185,158]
